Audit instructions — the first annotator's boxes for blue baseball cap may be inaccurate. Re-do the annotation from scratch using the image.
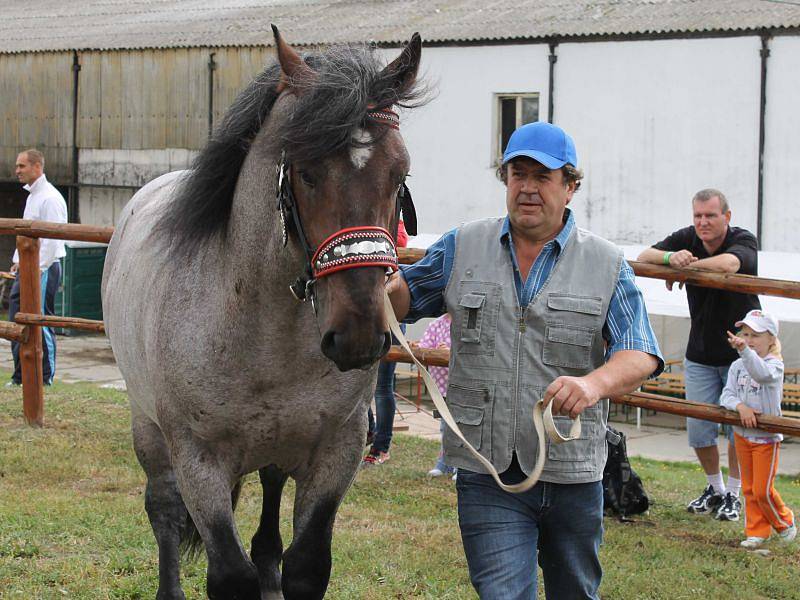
[502,122,578,169]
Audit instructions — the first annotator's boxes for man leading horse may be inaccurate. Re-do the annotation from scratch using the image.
[387,121,663,599]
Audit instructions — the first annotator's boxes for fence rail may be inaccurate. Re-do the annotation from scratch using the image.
[1,218,800,431]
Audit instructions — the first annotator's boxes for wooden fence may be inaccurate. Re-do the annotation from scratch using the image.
[3,219,800,436]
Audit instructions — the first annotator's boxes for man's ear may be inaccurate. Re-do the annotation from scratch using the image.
[724,210,732,224]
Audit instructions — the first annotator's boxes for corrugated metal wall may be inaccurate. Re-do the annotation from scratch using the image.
[0,52,74,182]
[0,46,276,224]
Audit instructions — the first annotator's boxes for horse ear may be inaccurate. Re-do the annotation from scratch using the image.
[271,25,314,92]
[380,32,422,96]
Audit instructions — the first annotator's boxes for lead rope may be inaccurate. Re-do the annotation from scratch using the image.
[383,291,582,493]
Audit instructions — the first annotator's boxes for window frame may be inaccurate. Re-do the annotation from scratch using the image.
[492,92,541,167]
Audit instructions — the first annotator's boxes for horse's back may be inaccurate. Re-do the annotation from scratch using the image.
[102,170,187,421]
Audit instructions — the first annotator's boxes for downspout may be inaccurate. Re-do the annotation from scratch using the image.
[208,52,216,139]
[69,51,81,223]
[547,41,558,123]
[756,33,771,249]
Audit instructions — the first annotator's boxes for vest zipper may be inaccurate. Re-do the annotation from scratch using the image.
[512,307,527,449]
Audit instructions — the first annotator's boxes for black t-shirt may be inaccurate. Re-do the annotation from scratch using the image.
[653,226,761,367]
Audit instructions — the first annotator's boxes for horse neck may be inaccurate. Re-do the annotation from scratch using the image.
[226,131,302,296]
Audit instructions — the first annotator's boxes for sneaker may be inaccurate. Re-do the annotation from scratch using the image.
[740,536,767,549]
[428,468,444,477]
[778,523,797,543]
[715,492,742,521]
[4,380,20,388]
[687,485,724,514]
[362,450,389,467]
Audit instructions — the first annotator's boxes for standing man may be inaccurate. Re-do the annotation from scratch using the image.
[637,189,760,522]
[387,122,662,599]
[7,149,68,386]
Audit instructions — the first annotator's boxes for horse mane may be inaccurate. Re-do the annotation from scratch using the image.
[159,44,427,252]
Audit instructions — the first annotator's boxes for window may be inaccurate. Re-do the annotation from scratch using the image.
[494,93,540,165]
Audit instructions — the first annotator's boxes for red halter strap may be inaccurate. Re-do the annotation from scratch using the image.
[311,226,398,279]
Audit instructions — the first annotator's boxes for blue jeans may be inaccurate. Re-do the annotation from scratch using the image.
[434,420,455,473]
[367,324,405,453]
[457,460,603,600]
[684,358,733,448]
[368,360,397,453]
[9,262,60,385]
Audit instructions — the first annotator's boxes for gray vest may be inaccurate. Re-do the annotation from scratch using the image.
[442,217,623,484]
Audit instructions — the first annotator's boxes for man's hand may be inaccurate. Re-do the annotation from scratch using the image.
[663,250,697,291]
[727,330,746,352]
[543,376,601,420]
[667,249,697,268]
[736,403,761,428]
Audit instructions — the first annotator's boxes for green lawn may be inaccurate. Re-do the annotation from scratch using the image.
[1,380,799,599]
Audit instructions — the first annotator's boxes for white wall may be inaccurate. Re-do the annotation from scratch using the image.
[389,37,800,253]
[381,44,551,235]
[555,37,761,245]
[763,36,800,252]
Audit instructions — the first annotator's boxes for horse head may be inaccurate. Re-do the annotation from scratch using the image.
[272,27,422,372]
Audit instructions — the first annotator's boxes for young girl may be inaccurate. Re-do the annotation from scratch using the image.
[720,309,796,549]
[415,313,454,478]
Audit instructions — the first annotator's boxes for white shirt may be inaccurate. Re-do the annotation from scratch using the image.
[12,174,68,270]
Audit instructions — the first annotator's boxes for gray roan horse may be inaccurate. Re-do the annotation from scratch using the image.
[102,28,423,599]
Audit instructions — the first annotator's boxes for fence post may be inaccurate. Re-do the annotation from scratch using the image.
[17,235,44,426]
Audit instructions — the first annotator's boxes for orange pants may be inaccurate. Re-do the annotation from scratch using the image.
[734,433,795,538]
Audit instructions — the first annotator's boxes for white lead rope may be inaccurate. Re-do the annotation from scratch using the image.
[384,291,581,494]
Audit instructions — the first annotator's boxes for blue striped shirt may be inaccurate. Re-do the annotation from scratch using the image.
[400,210,663,372]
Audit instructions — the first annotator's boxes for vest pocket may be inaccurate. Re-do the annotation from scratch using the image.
[454,285,500,356]
[458,292,485,343]
[547,294,602,316]
[546,408,598,470]
[542,324,595,369]
[444,384,494,454]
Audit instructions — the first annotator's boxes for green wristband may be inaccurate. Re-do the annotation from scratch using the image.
[663,251,673,265]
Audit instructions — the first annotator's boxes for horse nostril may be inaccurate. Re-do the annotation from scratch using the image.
[320,330,338,361]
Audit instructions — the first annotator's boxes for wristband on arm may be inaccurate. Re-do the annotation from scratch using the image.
[662,251,673,265]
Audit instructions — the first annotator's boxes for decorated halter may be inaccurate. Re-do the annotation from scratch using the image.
[276,107,415,304]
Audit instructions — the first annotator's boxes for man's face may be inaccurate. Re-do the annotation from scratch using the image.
[692,196,730,245]
[15,153,42,186]
[505,158,574,239]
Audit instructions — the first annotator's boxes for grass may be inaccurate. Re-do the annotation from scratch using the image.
[1,380,799,599]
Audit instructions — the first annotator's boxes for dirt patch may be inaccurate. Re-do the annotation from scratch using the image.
[61,346,117,365]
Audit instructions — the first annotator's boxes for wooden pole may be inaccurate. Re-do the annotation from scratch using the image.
[0,321,29,343]
[17,236,44,427]
[0,219,113,244]
[385,345,800,437]
[397,249,800,300]
[14,313,106,333]
[613,391,800,437]
[629,261,800,300]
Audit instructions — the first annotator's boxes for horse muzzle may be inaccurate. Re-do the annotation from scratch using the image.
[320,329,391,371]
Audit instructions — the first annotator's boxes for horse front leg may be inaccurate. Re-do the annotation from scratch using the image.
[251,465,289,599]
[281,433,364,599]
[170,436,260,600]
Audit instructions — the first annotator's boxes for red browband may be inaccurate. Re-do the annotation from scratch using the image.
[366,108,400,130]
[311,226,398,278]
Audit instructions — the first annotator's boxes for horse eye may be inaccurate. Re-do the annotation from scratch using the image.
[298,171,316,188]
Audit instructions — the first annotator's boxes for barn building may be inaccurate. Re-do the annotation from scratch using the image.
[1,1,800,252]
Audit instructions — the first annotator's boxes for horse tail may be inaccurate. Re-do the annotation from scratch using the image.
[180,477,245,561]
